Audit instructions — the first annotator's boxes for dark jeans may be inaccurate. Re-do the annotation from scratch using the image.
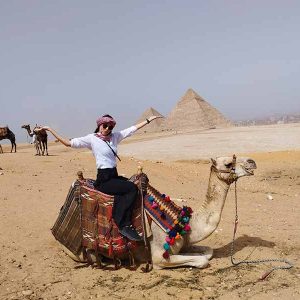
[94,168,138,228]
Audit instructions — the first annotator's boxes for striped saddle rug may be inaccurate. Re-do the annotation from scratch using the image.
[80,180,144,258]
[52,173,188,264]
[144,185,182,232]
[52,178,144,260]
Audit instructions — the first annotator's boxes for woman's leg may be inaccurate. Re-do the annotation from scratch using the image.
[97,178,139,228]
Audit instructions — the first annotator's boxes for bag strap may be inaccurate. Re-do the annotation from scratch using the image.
[104,141,121,161]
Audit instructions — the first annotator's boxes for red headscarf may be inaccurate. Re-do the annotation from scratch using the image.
[95,115,116,142]
[96,115,116,128]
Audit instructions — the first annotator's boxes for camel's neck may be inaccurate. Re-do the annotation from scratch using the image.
[25,127,33,137]
[188,169,230,244]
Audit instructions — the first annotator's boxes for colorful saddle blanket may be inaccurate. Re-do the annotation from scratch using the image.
[80,180,144,258]
[52,174,192,262]
[144,185,182,232]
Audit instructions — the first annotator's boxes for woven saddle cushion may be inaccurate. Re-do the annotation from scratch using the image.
[80,180,144,258]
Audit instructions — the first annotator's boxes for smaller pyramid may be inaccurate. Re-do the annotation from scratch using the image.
[164,89,232,130]
[135,107,165,132]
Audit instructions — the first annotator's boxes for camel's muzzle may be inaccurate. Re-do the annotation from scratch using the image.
[243,159,257,175]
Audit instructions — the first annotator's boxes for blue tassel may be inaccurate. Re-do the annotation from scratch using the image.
[163,243,170,250]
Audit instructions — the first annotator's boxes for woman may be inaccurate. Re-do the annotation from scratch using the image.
[37,114,161,241]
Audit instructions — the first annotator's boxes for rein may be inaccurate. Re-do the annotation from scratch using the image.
[213,155,293,280]
[230,178,294,280]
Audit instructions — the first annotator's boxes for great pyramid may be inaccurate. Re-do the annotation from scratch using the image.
[163,88,232,130]
[135,107,165,132]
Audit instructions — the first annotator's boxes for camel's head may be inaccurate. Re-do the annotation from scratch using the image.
[211,155,257,183]
[21,124,30,130]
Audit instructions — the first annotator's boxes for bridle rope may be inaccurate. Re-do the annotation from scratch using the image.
[214,155,293,280]
[229,163,293,280]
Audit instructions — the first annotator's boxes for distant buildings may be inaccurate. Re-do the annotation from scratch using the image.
[234,113,300,126]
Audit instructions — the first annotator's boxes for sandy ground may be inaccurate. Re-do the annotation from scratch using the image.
[0,124,299,300]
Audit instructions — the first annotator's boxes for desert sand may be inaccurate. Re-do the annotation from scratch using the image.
[0,124,299,300]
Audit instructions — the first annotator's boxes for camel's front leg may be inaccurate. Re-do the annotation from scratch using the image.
[153,253,209,269]
[180,245,214,261]
[41,142,45,156]
[45,142,49,156]
[35,143,40,156]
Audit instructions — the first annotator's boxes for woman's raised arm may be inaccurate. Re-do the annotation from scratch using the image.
[134,115,163,130]
[36,126,71,147]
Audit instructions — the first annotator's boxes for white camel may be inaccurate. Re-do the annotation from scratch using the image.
[149,155,256,269]
[64,155,257,269]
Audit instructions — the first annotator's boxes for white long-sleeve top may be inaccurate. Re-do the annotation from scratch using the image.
[70,126,137,169]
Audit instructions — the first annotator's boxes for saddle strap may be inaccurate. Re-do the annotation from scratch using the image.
[138,176,153,271]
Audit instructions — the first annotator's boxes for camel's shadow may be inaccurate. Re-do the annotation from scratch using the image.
[213,234,275,258]
[185,235,275,259]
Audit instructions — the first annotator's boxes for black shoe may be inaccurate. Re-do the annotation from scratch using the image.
[119,225,143,242]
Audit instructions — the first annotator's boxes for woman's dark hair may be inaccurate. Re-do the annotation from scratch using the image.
[94,114,113,133]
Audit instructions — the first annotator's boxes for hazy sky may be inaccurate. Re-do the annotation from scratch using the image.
[1,0,299,143]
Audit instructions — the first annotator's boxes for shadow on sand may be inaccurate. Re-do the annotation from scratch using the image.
[213,234,276,258]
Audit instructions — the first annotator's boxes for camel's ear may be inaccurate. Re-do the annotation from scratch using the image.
[211,158,217,166]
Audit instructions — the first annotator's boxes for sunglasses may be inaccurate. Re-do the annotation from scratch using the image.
[102,124,114,131]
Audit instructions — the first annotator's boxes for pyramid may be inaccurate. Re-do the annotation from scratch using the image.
[135,107,165,132]
[163,88,232,130]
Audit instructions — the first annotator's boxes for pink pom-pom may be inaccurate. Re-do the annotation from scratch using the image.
[181,211,185,216]
[151,202,158,209]
[166,236,171,243]
[184,224,191,231]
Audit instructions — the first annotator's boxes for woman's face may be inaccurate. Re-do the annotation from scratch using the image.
[99,123,114,135]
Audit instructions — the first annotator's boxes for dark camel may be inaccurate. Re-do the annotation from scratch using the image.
[21,124,48,156]
[33,125,48,156]
[0,126,16,153]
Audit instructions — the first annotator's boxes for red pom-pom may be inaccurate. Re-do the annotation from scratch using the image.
[169,237,175,245]
[165,196,170,202]
[163,251,170,259]
[184,224,191,231]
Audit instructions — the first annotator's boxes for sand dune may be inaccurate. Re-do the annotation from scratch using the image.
[0,124,299,299]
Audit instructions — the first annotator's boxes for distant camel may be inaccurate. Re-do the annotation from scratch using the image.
[0,144,3,154]
[33,125,48,156]
[21,124,48,156]
[22,124,40,155]
[0,126,16,153]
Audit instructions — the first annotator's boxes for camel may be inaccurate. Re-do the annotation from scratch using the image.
[0,126,16,153]
[22,124,39,155]
[21,124,48,156]
[0,144,3,154]
[64,155,257,269]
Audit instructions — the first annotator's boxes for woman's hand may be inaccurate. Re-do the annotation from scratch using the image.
[35,126,50,132]
[148,115,163,122]
[34,126,71,147]
[135,115,164,130]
